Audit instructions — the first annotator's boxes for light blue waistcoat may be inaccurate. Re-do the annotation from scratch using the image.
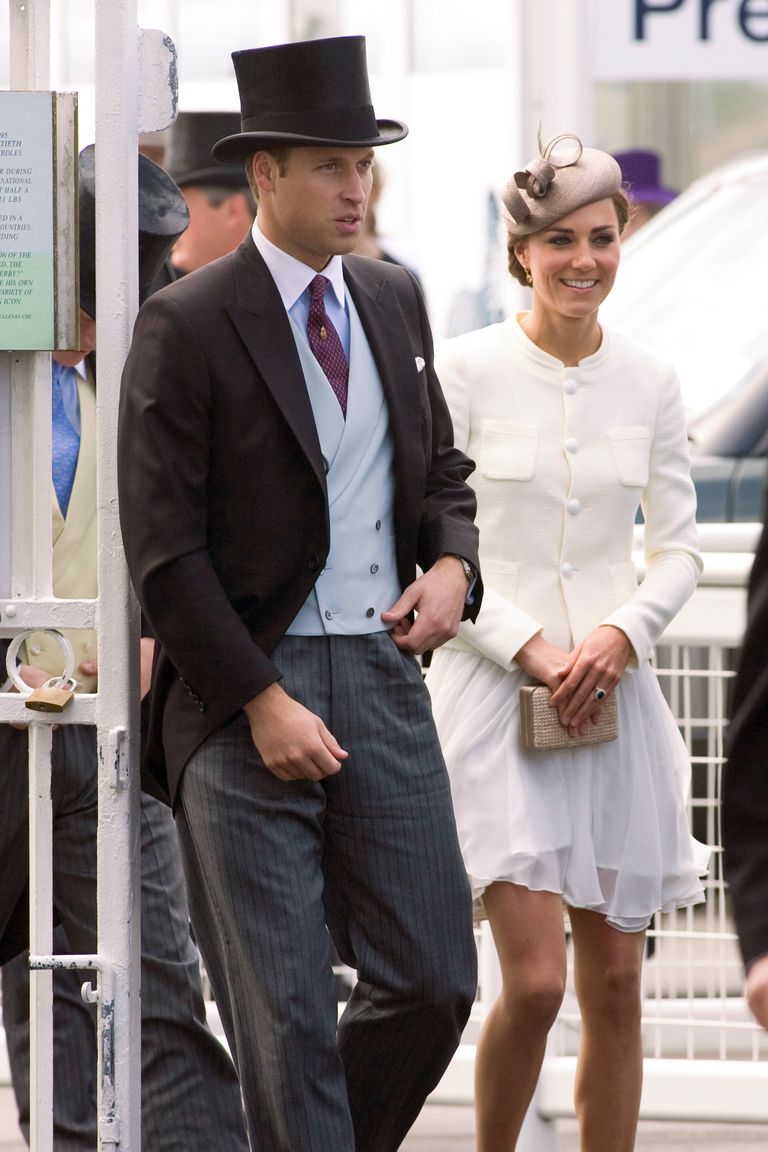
[286,291,402,636]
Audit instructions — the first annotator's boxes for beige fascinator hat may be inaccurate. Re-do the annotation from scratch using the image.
[503,132,623,237]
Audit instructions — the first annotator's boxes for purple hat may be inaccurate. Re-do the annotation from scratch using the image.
[613,149,677,206]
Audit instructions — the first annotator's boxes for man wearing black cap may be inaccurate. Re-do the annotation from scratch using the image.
[118,35,481,1152]
[162,110,257,274]
[0,147,249,1152]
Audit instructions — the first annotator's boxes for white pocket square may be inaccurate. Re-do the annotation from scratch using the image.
[415,356,425,372]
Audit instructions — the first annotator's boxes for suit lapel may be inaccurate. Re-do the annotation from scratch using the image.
[224,240,424,495]
[225,236,326,490]
[342,259,423,485]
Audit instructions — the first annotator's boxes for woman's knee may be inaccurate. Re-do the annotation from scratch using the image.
[499,968,565,1032]
[579,960,642,1025]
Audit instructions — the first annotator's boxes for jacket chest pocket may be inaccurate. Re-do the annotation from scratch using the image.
[608,426,651,488]
[479,422,538,481]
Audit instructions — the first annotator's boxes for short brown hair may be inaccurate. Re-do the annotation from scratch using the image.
[244,147,291,204]
[507,188,631,286]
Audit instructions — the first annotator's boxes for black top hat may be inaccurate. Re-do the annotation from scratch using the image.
[78,144,190,317]
[212,36,408,164]
[165,111,249,189]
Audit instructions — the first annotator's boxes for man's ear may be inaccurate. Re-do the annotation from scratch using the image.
[251,151,278,196]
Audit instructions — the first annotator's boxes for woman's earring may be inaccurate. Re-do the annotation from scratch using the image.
[525,267,533,287]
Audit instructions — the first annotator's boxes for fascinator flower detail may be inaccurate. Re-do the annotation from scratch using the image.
[503,132,584,223]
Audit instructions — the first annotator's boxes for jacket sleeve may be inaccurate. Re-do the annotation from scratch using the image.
[117,293,282,722]
[722,737,768,967]
[600,369,702,666]
[722,504,768,966]
[435,337,541,664]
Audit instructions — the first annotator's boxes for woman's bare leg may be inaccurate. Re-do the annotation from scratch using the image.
[568,907,645,1152]
[475,884,567,1151]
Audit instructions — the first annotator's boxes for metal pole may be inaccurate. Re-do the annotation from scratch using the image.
[27,721,54,1152]
[0,353,10,599]
[7,4,56,1150]
[8,0,53,604]
[93,1,141,1147]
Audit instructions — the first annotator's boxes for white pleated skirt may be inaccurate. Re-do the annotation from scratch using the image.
[426,648,710,932]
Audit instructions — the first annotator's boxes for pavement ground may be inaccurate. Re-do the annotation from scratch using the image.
[3,1087,768,1151]
[402,1109,768,1150]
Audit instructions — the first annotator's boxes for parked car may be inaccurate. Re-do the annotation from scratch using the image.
[600,151,768,522]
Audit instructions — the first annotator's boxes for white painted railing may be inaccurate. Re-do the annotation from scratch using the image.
[0,3,143,1148]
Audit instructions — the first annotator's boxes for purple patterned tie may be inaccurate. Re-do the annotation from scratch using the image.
[307,274,348,416]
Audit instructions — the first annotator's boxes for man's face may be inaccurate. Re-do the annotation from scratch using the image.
[171,186,254,273]
[253,146,375,270]
[54,309,97,367]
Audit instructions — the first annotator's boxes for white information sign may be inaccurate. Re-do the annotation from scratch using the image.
[591,0,768,80]
[0,92,55,349]
[0,91,78,351]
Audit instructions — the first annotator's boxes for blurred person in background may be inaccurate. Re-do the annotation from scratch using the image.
[426,132,708,1152]
[0,146,248,1152]
[722,495,768,1031]
[613,147,678,240]
[354,161,422,284]
[164,110,256,274]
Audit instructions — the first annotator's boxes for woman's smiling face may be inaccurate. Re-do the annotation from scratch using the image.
[515,198,622,322]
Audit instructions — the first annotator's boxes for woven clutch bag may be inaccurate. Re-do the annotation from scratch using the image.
[519,684,618,751]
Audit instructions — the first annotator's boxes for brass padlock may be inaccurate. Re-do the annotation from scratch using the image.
[25,676,77,713]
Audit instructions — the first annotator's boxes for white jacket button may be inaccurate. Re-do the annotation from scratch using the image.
[565,438,578,453]
[564,379,577,395]
[561,562,573,578]
[567,498,581,515]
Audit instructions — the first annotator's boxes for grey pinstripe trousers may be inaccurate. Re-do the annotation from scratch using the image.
[0,724,249,1152]
[176,633,477,1152]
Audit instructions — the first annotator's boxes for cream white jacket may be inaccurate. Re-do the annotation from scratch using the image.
[437,316,702,670]
[22,371,98,692]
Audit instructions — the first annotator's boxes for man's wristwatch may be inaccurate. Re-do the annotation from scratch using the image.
[458,557,474,585]
[443,554,474,584]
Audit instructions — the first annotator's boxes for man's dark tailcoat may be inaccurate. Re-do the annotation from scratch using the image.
[118,234,481,804]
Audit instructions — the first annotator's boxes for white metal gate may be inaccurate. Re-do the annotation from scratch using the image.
[1,2,146,1148]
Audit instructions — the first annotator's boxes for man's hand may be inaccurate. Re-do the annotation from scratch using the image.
[80,637,155,698]
[243,682,348,782]
[381,555,469,655]
[139,638,155,699]
[746,955,768,1031]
